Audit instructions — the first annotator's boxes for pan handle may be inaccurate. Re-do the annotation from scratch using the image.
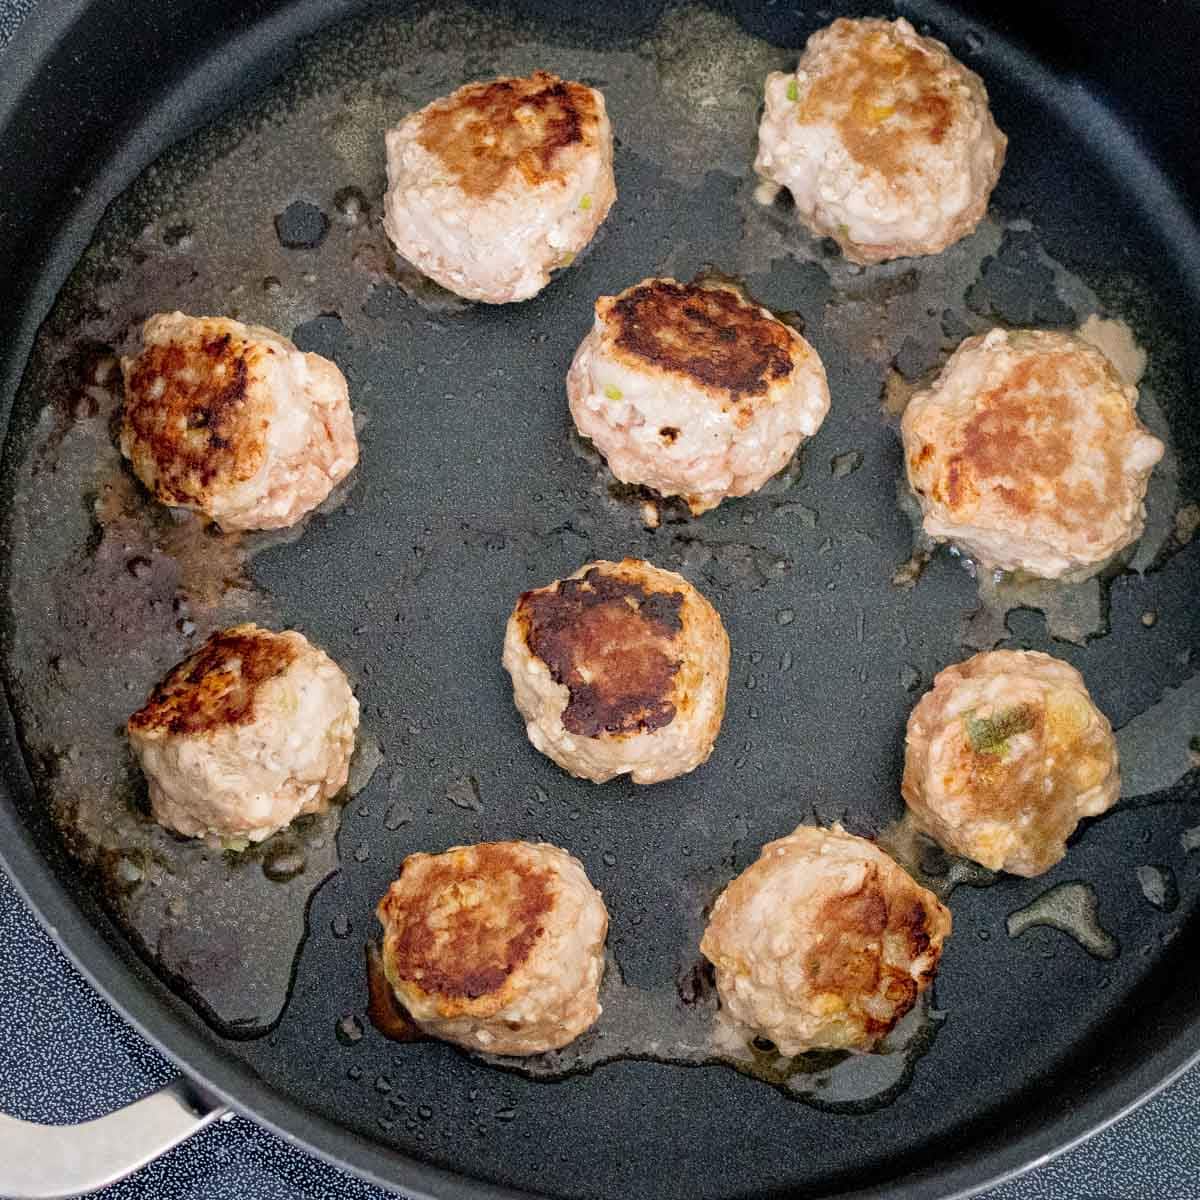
[0,1076,228,1199]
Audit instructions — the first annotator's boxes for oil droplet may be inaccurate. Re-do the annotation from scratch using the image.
[417,1104,433,1120]
[262,275,282,294]
[126,555,152,579]
[348,734,383,796]
[495,1106,516,1122]
[374,1075,393,1095]
[347,1065,363,1081]
[384,800,413,830]
[274,199,330,249]
[331,913,353,938]
[353,841,371,863]
[262,846,306,881]
[776,608,795,626]
[831,450,864,478]
[779,650,793,672]
[1181,825,1200,853]
[1006,882,1118,960]
[333,185,370,225]
[602,852,617,866]
[446,775,482,811]
[336,1014,364,1045]
[1136,864,1179,912]
[900,664,922,693]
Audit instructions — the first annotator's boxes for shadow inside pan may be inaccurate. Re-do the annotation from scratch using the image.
[1,1,1199,1198]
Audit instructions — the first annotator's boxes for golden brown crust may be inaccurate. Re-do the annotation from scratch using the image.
[127,624,297,737]
[378,843,555,1012]
[417,70,602,199]
[798,19,954,178]
[603,280,797,402]
[122,327,270,505]
[515,564,685,738]
[806,865,938,1037]
[927,353,1118,532]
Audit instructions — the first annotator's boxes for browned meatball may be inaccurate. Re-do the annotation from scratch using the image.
[377,840,609,1055]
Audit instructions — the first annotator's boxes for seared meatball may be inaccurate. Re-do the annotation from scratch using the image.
[902,649,1119,877]
[701,824,950,1055]
[382,71,615,303]
[502,558,730,784]
[568,278,830,514]
[120,313,358,532]
[376,840,609,1055]
[756,17,1006,264]
[902,328,1165,579]
[127,624,359,842]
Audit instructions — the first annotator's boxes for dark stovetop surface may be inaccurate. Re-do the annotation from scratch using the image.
[1,4,1198,1199]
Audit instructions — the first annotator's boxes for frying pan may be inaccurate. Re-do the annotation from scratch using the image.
[1,1,1199,1197]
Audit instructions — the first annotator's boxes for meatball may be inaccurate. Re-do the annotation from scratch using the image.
[127,624,359,842]
[902,328,1165,579]
[567,278,830,514]
[902,649,1119,877]
[502,558,730,784]
[120,313,359,532]
[701,824,950,1055]
[755,17,1006,264]
[376,840,609,1055]
[382,70,615,303]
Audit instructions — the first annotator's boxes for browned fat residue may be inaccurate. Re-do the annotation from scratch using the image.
[519,567,684,737]
[122,329,265,503]
[936,354,1116,530]
[379,844,555,1003]
[806,865,942,1039]
[798,23,955,179]
[365,942,426,1042]
[128,626,296,736]
[418,71,599,198]
[608,281,797,402]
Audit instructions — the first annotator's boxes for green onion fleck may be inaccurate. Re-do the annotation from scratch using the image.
[580,193,593,210]
[964,705,1036,756]
[786,78,799,102]
[604,384,623,401]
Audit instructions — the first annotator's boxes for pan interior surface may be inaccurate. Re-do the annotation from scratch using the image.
[1,2,1199,1199]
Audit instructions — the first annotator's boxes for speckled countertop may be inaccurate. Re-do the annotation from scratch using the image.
[2,3,1199,1198]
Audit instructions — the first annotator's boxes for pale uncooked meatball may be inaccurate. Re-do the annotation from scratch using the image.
[502,558,730,784]
[756,17,1006,264]
[376,840,609,1055]
[382,70,615,303]
[701,824,950,1055]
[120,313,358,532]
[568,278,830,514]
[902,649,1119,877]
[902,328,1165,579]
[127,624,359,842]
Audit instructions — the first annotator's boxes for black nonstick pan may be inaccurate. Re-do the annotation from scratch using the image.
[1,1,1199,1197]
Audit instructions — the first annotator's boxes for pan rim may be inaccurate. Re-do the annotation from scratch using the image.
[2,1,1200,1198]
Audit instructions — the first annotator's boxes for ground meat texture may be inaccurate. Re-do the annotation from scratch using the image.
[902,649,1120,876]
[120,312,358,532]
[127,624,359,842]
[382,71,616,303]
[902,328,1165,579]
[701,824,950,1055]
[502,558,730,784]
[568,278,830,514]
[755,17,1006,264]
[376,840,609,1055]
